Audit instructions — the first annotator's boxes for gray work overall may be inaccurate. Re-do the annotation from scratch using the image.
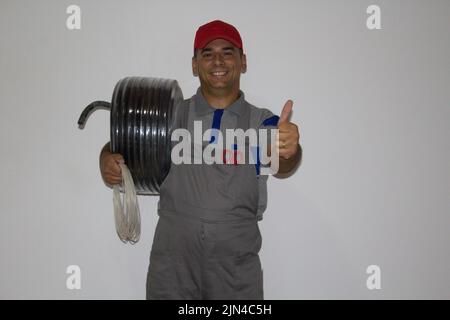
[146,91,264,300]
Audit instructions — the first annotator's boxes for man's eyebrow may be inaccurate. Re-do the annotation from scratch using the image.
[201,47,235,54]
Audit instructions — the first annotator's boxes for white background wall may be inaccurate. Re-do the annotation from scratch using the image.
[0,0,449,299]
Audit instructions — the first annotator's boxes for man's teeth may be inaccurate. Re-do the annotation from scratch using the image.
[212,71,227,76]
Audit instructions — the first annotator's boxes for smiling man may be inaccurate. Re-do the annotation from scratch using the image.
[193,38,245,107]
[100,20,302,299]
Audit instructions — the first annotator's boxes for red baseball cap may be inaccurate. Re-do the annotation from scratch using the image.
[194,20,243,51]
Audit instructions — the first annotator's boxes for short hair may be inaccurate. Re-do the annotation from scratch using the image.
[193,48,244,59]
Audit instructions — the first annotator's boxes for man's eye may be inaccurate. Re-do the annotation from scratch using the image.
[202,53,212,58]
[224,51,233,56]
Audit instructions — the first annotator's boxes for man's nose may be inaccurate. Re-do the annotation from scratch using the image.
[213,53,225,65]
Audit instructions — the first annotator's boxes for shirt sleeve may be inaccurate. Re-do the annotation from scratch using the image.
[257,108,279,169]
[255,108,279,220]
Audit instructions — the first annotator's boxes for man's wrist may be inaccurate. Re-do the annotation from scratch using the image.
[278,143,301,174]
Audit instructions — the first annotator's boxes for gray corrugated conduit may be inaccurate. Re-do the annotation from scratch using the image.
[113,163,140,244]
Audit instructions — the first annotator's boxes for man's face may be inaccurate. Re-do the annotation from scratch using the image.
[192,38,247,93]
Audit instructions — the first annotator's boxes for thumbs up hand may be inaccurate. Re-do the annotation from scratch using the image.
[277,100,300,160]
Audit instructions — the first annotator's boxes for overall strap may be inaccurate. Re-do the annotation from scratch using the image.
[171,98,191,132]
[236,100,251,132]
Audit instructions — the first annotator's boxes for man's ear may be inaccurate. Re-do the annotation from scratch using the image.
[192,56,198,77]
[241,53,247,74]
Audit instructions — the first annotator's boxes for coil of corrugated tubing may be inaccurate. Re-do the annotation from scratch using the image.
[78,77,184,244]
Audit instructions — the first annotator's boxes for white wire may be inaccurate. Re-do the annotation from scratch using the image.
[113,163,141,244]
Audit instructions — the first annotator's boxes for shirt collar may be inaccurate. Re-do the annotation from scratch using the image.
[193,87,246,117]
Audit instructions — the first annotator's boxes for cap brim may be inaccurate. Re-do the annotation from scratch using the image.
[196,33,242,50]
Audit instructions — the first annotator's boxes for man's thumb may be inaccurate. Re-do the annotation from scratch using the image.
[279,100,293,124]
[113,154,125,164]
